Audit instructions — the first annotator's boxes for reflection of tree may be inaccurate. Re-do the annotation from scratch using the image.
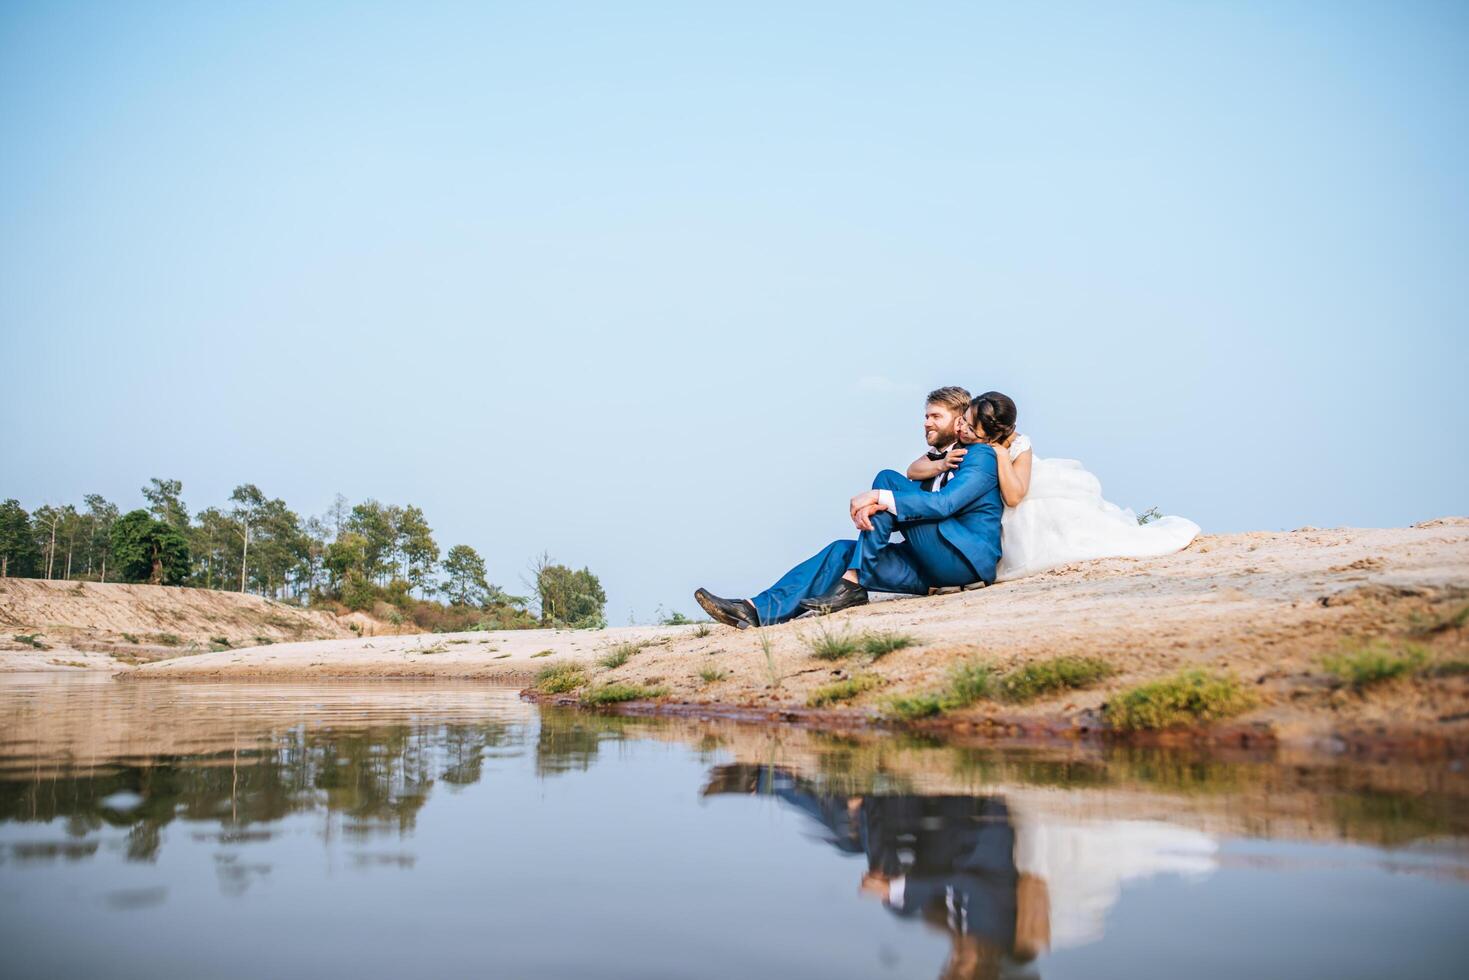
[0,720,520,863]
[533,707,640,778]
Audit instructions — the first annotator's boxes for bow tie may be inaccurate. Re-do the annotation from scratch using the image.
[927,449,948,462]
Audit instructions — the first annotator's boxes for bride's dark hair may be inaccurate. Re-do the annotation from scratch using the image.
[969,391,1017,445]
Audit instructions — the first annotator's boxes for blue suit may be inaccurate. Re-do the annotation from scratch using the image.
[750,446,1004,625]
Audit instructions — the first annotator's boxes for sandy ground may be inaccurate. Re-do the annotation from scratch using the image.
[0,578,397,670]
[107,519,1469,748]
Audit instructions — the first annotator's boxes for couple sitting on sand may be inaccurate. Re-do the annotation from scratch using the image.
[695,386,1200,629]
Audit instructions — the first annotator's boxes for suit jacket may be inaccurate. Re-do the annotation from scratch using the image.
[891,443,1003,583]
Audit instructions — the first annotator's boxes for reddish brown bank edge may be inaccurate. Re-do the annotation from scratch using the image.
[519,689,1469,761]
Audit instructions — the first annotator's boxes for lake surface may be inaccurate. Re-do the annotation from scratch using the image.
[1,674,1466,980]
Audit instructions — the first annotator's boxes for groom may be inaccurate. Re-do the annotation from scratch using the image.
[695,387,1004,629]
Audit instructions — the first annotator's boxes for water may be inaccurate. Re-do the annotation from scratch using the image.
[1,675,1466,980]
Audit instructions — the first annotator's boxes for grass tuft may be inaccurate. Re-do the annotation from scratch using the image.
[757,630,781,688]
[1321,644,1429,690]
[692,624,714,638]
[803,622,862,661]
[532,662,587,694]
[598,640,649,669]
[697,666,728,684]
[1103,670,1255,731]
[529,649,554,658]
[997,655,1114,703]
[806,673,882,708]
[13,633,49,650]
[861,631,917,660]
[580,682,668,706]
[153,633,181,647]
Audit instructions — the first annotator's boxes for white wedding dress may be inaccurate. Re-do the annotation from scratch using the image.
[994,434,1200,582]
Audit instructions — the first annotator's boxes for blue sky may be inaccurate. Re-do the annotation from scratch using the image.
[2,1,1466,622]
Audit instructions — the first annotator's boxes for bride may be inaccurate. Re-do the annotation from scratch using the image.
[926,392,1199,582]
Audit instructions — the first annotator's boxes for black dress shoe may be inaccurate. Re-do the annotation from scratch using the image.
[694,588,760,630]
[799,579,869,615]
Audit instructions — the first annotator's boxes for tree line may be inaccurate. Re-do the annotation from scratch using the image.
[0,480,607,630]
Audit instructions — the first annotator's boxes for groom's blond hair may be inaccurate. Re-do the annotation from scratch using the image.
[926,386,971,412]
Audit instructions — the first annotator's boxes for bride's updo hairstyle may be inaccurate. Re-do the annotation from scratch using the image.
[969,391,1017,445]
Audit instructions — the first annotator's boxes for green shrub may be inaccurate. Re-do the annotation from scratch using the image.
[580,683,668,706]
[13,633,48,650]
[153,633,181,647]
[533,662,587,694]
[997,656,1114,702]
[807,674,882,707]
[1104,670,1255,731]
[697,666,728,683]
[1321,644,1429,689]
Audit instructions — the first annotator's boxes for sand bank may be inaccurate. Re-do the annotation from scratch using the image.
[107,519,1469,750]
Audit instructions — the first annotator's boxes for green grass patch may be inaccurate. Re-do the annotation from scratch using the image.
[997,655,1115,703]
[807,673,882,708]
[579,682,668,706]
[884,660,995,721]
[153,633,182,647]
[532,662,588,694]
[598,640,649,669]
[493,653,512,659]
[861,631,917,660]
[253,636,275,646]
[121,633,140,644]
[529,649,554,658]
[1321,644,1429,690]
[13,633,48,650]
[697,666,728,683]
[1104,670,1256,731]
[803,622,862,661]
[886,693,945,720]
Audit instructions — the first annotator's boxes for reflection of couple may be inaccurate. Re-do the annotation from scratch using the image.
[696,386,1200,629]
[706,766,1046,980]
[705,765,1221,980]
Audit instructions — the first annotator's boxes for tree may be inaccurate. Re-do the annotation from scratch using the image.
[31,505,62,579]
[442,545,490,607]
[346,501,395,584]
[229,484,266,593]
[0,499,38,578]
[57,505,83,580]
[532,553,607,628]
[191,507,237,590]
[142,478,190,532]
[111,510,191,585]
[83,494,119,582]
[396,505,439,596]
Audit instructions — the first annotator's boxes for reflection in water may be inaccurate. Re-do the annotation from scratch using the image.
[1,676,1466,980]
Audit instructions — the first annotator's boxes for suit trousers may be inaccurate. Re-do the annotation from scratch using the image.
[749,470,980,625]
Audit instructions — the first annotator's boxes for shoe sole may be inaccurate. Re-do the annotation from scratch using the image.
[695,590,751,630]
